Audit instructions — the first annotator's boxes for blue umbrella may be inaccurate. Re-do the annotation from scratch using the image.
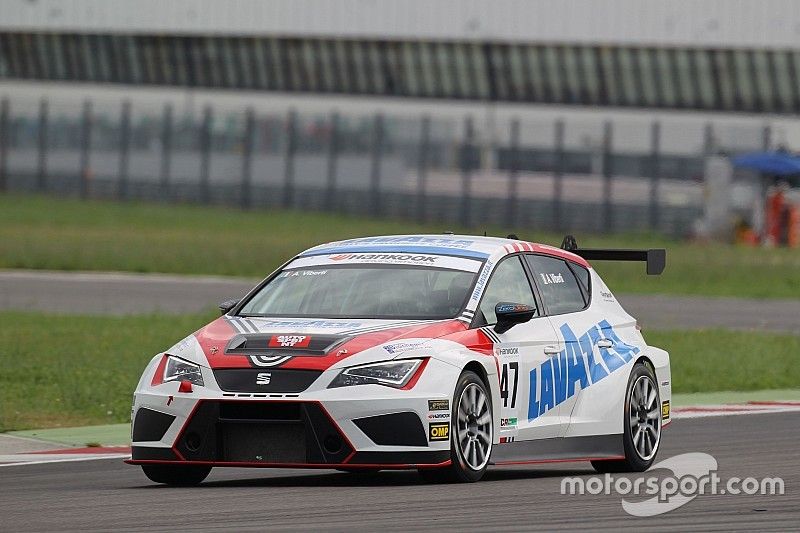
[732,152,800,176]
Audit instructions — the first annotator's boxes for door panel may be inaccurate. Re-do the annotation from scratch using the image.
[475,256,564,442]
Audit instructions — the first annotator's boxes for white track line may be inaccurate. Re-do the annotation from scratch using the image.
[0,453,131,467]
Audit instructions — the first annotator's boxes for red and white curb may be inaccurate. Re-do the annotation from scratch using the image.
[0,446,131,467]
[672,401,800,419]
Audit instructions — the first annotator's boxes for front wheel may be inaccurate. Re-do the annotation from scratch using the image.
[419,370,493,483]
[592,362,662,473]
[141,464,212,486]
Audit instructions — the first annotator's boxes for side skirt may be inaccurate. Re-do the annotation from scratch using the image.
[489,434,624,465]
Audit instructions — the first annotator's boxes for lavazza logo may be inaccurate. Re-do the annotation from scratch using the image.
[276,335,307,347]
[560,453,785,516]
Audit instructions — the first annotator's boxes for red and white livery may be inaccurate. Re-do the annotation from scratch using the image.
[128,234,670,484]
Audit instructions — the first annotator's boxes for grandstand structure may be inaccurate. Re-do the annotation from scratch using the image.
[0,0,797,234]
[2,0,800,116]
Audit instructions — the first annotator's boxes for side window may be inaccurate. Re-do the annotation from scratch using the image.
[478,256,538,324]
[569,263,591,299]
[525,255,587,315]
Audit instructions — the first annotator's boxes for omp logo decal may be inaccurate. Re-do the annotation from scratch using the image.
[255,372,272,385]
[528,320,640,421]
[429,423,450,441]
[269,335,311,348]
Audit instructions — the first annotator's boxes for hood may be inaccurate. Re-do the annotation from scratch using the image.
[191,316,466,371]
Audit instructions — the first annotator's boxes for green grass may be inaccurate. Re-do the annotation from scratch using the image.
[645,329,800,393]
[0,311,214,431]
[1,311,797,431]
[1,193,799,298]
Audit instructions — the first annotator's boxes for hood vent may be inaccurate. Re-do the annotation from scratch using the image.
[224,333,348,357]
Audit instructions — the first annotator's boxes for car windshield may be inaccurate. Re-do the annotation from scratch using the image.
[239,263,478,320]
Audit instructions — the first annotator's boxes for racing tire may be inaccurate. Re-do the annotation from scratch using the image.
[141,464,212,486]
[592,362,662,473]
[418,370,493,483]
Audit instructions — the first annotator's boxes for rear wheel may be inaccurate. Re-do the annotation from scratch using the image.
[141,464,211,486]
[419,370,492,483]
[592,362,661,473]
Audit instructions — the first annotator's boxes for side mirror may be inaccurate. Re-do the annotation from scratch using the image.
[218,299,240,315]
[494,302,536,334]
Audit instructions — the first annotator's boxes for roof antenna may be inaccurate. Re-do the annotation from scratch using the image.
[507,233,519,240]
[484,230,487,236]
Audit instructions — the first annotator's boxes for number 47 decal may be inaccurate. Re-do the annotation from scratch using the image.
[500,362,518,408]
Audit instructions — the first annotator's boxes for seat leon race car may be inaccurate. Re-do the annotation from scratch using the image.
[127,234,670,484]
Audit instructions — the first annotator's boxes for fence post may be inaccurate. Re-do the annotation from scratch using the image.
[199,105,212,204]
[117,100,131,201]
[553,118,565,232]
[601,120,613,233]
[506,118,520,229]
[460,116,474,228]
[703,122,714,155]
[283,109,297,208]
[325,111,339,211]
[0,98,8,192]
[762,123,772,151]
[79,99,92,199]
[240,107,255,209]
[159,103,173,201]
[649,121,661,231]
[37,98,48,192]
[369,113,384,217]
[416,115,431,222]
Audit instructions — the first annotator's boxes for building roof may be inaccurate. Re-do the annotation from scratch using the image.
[2,0,800,49]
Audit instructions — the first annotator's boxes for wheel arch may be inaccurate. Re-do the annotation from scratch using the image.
[460,358,502,445]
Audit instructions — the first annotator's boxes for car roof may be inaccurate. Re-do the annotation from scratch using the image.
[299,234,590,267]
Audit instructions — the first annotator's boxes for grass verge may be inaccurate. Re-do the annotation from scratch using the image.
[0,311,214,432]
[1,312,798,431]
[2,193,799,298]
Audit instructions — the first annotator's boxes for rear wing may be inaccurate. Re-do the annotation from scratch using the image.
[560,235,666,275]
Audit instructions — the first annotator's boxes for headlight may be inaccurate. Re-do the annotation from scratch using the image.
[163,355,204,387]
[328,359,424,389]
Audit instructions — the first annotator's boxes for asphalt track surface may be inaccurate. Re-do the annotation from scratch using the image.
[1,270,798,334]
[1,412,797,532]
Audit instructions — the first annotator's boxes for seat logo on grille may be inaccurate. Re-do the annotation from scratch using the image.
[256,372,272,385]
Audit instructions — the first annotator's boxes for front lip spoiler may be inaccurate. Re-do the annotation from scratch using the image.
[125,459,451,470]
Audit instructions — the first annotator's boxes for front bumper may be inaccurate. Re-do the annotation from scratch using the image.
[127,358,458,469]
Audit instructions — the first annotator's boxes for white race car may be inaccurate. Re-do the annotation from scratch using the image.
[127,234,670,484]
